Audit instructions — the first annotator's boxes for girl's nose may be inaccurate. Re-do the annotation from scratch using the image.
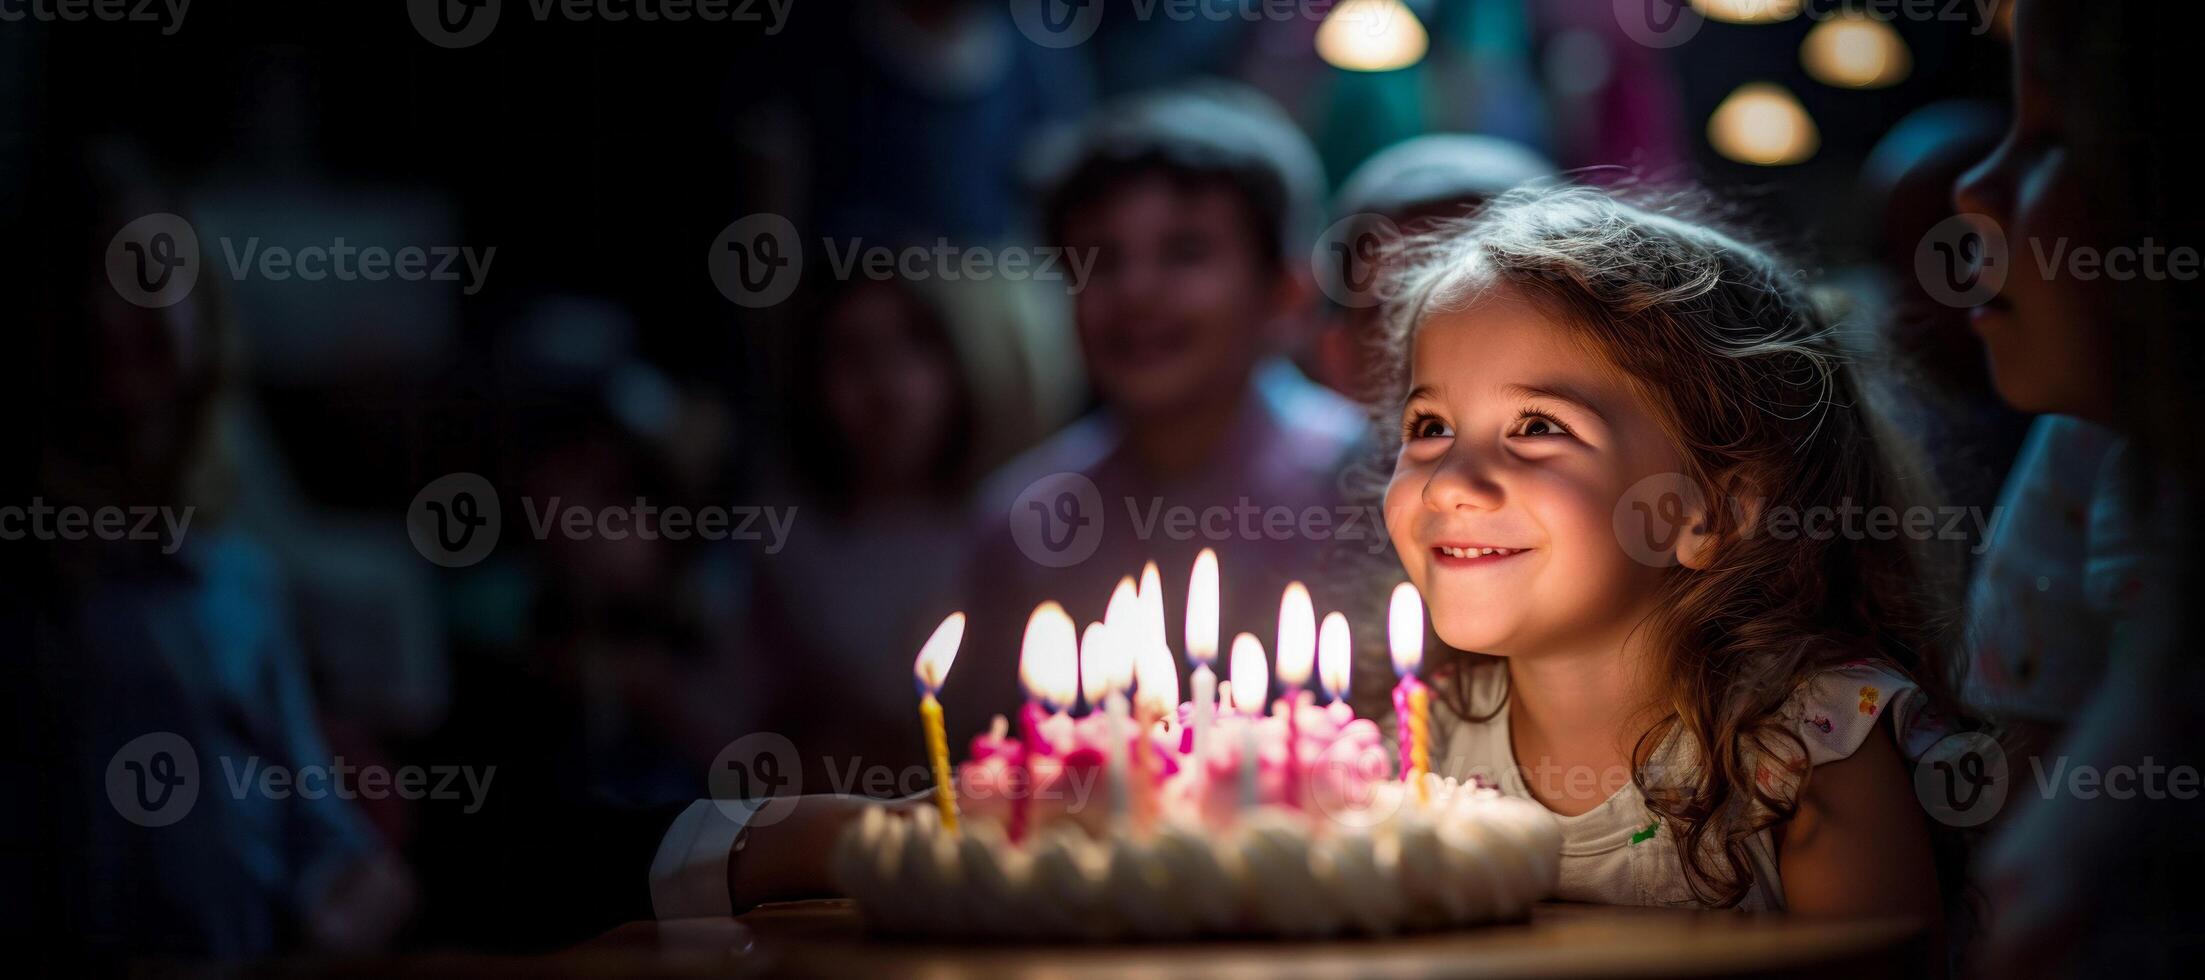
[1422,443,1506,513]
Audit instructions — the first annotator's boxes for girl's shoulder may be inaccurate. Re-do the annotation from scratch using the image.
[1759,660,1955,784]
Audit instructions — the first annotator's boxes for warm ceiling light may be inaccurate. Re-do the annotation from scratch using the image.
[1708,82,1819,166]
[1692,0,1801,24]
[1801,13,1912,89]
[1316,0,1429,73]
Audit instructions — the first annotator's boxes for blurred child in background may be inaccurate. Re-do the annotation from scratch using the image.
[1311,133,1556,403]
[947,82,1368,740]
[5,138,413,962]
[746,273,984,790]
[1954,1,2205,971]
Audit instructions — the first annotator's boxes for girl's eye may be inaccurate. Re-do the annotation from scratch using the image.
[1405,413,1452,441]
[1509,411,1572,439]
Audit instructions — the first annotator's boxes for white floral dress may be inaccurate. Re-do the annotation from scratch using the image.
[1430,661,1947,909]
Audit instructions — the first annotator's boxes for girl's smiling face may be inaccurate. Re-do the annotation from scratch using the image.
[1384,288,1691,657]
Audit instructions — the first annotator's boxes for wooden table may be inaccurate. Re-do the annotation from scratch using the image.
[539,900,1925,979]
[268,901,1919,977]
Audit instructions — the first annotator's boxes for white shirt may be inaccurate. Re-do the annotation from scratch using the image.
[649,800,756,919]
[1430,660,1942,910]
[1963,415,2124,722]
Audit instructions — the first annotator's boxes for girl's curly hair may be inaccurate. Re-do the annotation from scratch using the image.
[1361,183,1977,908]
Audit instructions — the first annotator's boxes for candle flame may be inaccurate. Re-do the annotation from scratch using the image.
[1080,621,1111,708]
[912,611,965,693]
[1229,633,1268,713]
[1319,611,1351,701]
[1133,637,1179,717]
[1276,582,1315,688]
[1186,548,1219,666]
[1021,601,1079,710]
[1104,575,1141,693]
[1388,582,1424,677]
[1138,561,1166,670]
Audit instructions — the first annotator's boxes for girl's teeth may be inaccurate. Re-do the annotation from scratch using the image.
[1441,547,1520,558]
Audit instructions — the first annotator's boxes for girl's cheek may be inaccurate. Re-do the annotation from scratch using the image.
[1522,470,1627,569]
[1382,467,1423,560]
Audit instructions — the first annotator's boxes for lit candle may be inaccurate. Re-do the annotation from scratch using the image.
[1080,623,1107,710]
[1016,601,1078,843]
[1275,583,1315,808]
[912,612,966,833]
[1319,610,1354,727]
[1389,582,1431,801]
[1138,560,1167,659]
[1093,578,1141,823]
[1185,549,1220,758]
[1230,632,1267,809]
[1130,624,1179,829]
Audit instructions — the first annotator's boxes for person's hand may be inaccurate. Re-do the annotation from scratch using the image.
[726,787,945,910]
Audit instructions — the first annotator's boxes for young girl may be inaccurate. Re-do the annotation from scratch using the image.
[705,184,1967,928]
[1375,184,1965,921]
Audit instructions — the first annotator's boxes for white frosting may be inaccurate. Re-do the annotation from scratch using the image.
[834,777,1561,939]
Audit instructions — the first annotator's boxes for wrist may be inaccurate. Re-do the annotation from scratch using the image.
[727,795,869,910]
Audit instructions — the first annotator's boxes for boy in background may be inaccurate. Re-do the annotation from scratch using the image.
[947,82,1365,737]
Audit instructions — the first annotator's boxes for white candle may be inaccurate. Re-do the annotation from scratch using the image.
[1096,578,1142,822]
[1230,632,1268,809]
[1185,549,1220,756]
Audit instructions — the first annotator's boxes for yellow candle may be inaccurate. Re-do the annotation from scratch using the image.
[1389,583,1431,803]
[913,612,966,833]
[1407,682,1430,802]
[920,691,958,832]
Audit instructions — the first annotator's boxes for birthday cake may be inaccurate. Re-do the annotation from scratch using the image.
[832,683,1562,939]
[833,563,1561,940]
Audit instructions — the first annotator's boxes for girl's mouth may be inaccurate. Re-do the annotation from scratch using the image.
[1431,544,1531,567]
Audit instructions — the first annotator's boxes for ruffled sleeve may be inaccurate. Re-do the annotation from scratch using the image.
[1751,661,1953,802]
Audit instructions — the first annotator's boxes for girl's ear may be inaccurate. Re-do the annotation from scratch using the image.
[1673,514,1721,571]
[1675,470,1764,571]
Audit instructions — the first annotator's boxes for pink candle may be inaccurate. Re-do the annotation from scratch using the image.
[1011,701,1043,843]
[1390,674,1430,782]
